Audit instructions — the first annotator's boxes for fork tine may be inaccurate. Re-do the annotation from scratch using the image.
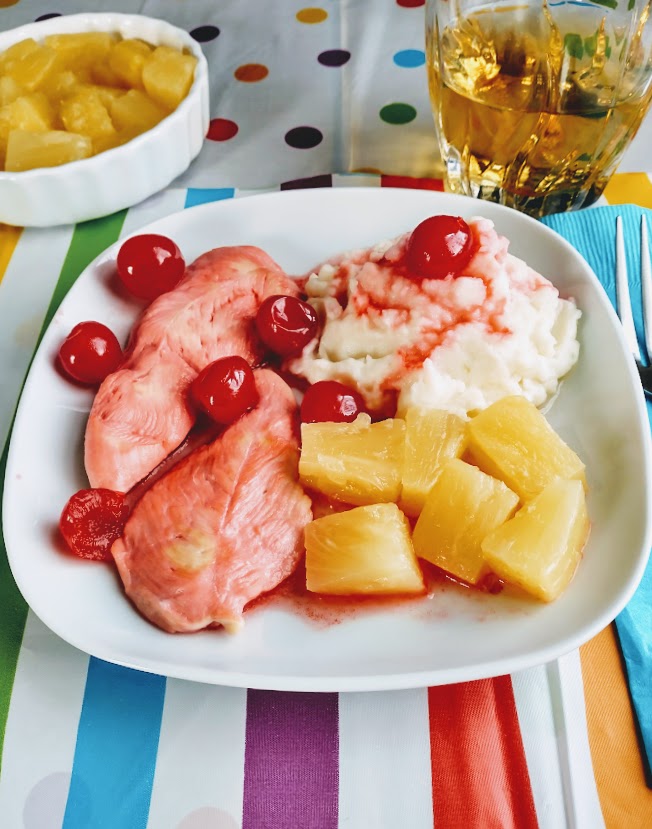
[640,215,652,363]
[616,216,641,362]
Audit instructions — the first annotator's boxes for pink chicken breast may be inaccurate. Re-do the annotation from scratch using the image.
[111,369,312,634]
[85,246,299,492]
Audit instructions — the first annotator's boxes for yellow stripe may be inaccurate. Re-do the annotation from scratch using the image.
[0,224,22,287]
[580,627,652,827]
[603,173,652,209]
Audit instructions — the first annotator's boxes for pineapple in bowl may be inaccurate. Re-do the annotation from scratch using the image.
[300,396,589,604]
[0,29,197,171]
[0,13,209,227]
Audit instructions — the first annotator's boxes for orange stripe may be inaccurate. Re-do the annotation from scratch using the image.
[381,174,444,191]
[580,627,652,828]
[0,224,22,286]
[428,676,538,829]
[602,173,652,209]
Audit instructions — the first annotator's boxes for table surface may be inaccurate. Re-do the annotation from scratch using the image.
[1,1,652,828]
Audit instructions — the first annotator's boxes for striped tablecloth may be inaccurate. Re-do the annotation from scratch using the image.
[0,173,651,828]
[1,0,652,825]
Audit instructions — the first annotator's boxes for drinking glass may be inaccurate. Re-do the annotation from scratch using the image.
[426,0,652,217]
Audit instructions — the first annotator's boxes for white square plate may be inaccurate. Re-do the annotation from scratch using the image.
[3,188,651,691]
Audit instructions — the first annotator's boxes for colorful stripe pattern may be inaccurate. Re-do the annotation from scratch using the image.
[243,691,339,829]
[0,173,649,827]
[185,187,236,209]
[428,677,538,829]
[63,661,166,829]
[581,628,652,825]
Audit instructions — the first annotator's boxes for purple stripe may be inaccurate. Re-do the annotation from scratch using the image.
[243,691,339,829]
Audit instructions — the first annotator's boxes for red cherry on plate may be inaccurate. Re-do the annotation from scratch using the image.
[116,233,185,301]
[191,356,259,425]
[405,215,473,280]
[59,488,128,561]
[256,295,319,357]
[300,380,366,423]
[58,321,123,385]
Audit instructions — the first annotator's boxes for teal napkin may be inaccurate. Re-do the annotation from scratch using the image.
[543,205,652,786]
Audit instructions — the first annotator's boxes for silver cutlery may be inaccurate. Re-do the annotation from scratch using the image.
[615,215,652,398]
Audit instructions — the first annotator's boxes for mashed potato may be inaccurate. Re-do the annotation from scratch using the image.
[289,217,580,417]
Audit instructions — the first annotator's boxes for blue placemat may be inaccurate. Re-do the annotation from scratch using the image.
[543,205,652,786]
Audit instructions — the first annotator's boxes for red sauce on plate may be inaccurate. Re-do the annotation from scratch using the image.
[246,559,506,629]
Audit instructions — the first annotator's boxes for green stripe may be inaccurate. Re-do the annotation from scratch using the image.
[39,210,128,338]
[0,209,127,772]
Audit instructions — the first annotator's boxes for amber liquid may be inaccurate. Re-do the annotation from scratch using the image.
[427,5,652,216]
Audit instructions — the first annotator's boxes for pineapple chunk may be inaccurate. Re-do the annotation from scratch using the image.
[4,43,59,92]
[299,413,406,505]
[412,458,519,585]
[92,130,133,155]
[5,129,92,172]
[0,93,54,164]
[44,33,116,73]
[82,84,126,110]
[37,69,82,103]
[0,39,40,72]
[0,93,53,133]
[109,89,169,134]
[0,94,53,167]
[142,45,197,110]
[400,407,467,517]
[481,479,589,602]
[467,395,585,502]
[305,503,424,595]
[0,76,24,107]
[89,59,124,89]
[60,88,116,140]
[108,38,153,89]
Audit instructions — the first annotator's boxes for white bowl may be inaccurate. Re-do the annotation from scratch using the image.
[0,13,209,227]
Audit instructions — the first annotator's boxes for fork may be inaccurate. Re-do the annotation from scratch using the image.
[615,215,652,398]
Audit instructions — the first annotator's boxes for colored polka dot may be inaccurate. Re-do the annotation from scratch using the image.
[281,173,332,190]
[0,0,20,7]
[234,63,269,82]
[35,12,62,20]
[318,49,351,67]
[207,118,239,141]
[24,773,74,829]
[296,8,328,24]
[285,126,323,150]
[177,807,239,829]
[397,0,425,7]
[393,49,425,68]
[382,174,444,191]
[380,102,417,125]
[190,25,220,43]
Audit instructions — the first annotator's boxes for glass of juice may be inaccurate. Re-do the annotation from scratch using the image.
[426,0,652,217]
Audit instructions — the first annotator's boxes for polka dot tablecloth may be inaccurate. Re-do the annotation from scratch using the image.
[1,2,652,828]
[2,0,651,181]
[1,0,444,187]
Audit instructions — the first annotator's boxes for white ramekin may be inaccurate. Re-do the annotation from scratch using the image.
[0,13,209,227]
